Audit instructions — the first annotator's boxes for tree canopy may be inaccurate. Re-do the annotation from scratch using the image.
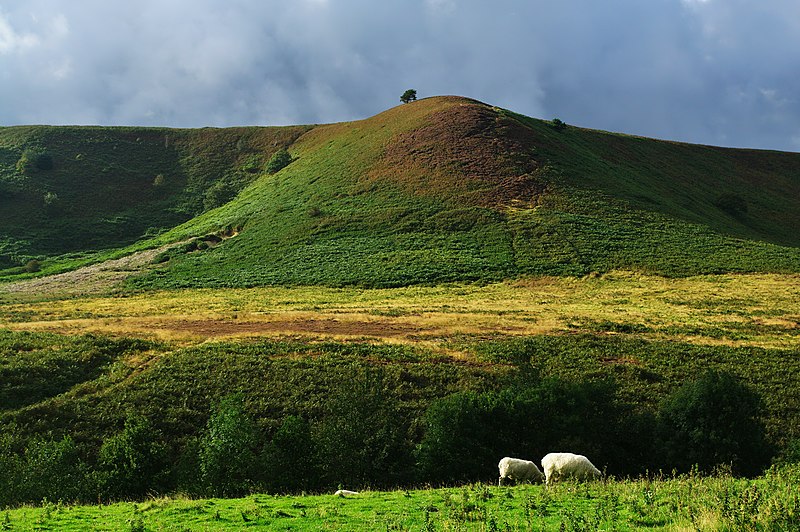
[400,89,417,103]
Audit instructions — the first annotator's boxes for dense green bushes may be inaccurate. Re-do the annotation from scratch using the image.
[0,369,771,506]
[0,331,790,506]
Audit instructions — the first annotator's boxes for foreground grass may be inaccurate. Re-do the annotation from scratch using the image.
[2,272,797,349]
[4,466,799,531]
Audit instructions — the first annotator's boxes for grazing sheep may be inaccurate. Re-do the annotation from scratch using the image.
[498,456,545,486]
[541,452,602,485]
[334,489,360,497]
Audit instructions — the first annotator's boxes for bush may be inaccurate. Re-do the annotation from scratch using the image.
[0,431,23,506]
[261,416,318,493]
[415,378,641,483]
[94,415,169,500]
[265,148,292,174]
[16,149,53,174]
[550,118,566,131]
[415,391,499,483]
[18,435,89,504]
[655,370,770,476]
[198,395,260,497]
[314,366,414,489]
[23,259,41,273]
[203,180,237,210]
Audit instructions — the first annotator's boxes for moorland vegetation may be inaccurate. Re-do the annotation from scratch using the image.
[0,96,798,527]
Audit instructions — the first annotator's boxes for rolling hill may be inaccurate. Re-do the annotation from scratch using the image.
[1,95,798,288]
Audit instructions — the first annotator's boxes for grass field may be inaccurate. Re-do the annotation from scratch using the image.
[3,465,799,531]
[2,272,797,349]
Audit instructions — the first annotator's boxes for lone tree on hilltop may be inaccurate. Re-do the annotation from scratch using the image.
[400,89,417,104]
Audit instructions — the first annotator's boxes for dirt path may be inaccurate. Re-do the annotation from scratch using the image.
[0,246,166,299]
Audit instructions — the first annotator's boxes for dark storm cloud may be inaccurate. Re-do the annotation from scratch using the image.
[1,0,798,150]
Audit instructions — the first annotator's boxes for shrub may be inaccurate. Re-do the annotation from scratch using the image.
[16,149,53,174]
[265,148,292,174]
[43,191,59,206]
[415,377,646,483]
[19,435,89,504]
[550,118,566,131]
[239,154,262,174]
[203,180,237,210]
[261,416,318,493]
[23,259,41,273]
[655,370,770,476]
[415,391,498,483]
[94,415,169,500]
[198,395,260,497]
[314,366,413,489]
[0,432,23,507]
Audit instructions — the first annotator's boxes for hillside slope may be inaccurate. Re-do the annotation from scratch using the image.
[2,96,799,287]
[0,124,309,272]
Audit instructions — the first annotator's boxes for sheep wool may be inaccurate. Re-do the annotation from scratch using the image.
[541,452,601,485]
[498,456,545,486]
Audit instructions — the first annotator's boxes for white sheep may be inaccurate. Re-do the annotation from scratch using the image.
[541,452,602,485]
[498,456,545,486]
[334,489,360,497]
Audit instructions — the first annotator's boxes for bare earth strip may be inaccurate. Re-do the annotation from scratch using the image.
[0,247,168,299]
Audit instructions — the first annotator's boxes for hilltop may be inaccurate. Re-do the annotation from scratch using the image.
[1,96,798,288]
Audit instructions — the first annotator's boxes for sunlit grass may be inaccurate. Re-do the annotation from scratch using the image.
[2,272,797,349]
[4,465,799,531]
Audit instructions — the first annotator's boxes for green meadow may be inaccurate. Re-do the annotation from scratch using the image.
[3,466,800,531]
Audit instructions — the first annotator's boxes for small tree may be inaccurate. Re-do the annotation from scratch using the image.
[655,370,770,476]
[400,89,417,104]
[199,395,260,496]
[265,148,292,174]
[261,415,318,492]
[94,415,168,500]
[20,435,88,504]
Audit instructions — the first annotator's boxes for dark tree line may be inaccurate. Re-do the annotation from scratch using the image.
[0,368,776,506]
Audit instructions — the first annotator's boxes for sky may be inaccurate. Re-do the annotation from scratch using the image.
[1,0,799,151]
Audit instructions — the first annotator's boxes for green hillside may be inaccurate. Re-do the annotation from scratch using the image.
[0,124,309,273]
[1,96,799,286]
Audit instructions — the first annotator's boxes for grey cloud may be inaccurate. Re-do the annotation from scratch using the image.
[0,0,798,151]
